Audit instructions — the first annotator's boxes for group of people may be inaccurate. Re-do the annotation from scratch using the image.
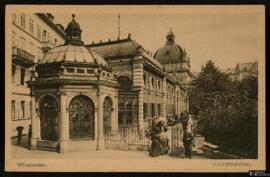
[147,112,194,159]
[147,117,170,157]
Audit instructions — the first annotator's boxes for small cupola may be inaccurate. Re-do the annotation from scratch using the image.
[64,14,83,45]
[166,29,175,45]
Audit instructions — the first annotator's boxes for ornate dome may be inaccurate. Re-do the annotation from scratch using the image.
[40,44,108,67]
[154,30,187,65]
[39,14,108,67]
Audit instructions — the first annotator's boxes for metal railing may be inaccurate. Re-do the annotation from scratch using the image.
[12,47,35,62]
[105,127,149,146]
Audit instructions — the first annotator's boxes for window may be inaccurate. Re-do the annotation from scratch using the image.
[20,13,25,29]
[11,100,15,119]
[143,103,148,119]
[77,68,85,73]
[37,25,41,39]
[29,19,34,34]
[87,69,94,74]
[48,32,51,43]
[20,68,25,85]
[21,101,25,119]
[157,81,160,91]
[12,65,16,84]
[66,68,75,73]
[158,104,161,116]
[149,103,152,117]
[12,13,16,23]
[43,30,47,41]
[151,103,155,117]
[29,101,32,119]
[143,74,146,88]
[54,38,57,46]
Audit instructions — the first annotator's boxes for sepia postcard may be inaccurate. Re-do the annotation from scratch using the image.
[5,5,266,172]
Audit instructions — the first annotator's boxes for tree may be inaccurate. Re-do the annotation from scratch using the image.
[189,60,258,158]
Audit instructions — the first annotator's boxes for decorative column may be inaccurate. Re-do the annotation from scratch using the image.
[161,77,167,117]
[137,90,144,138]
[97,92,105,150]
[59,91,69,153]
[112,94,118,133]
[30,92,39,150]
[132,55,144,138]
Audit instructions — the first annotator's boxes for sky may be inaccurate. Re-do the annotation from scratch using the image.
[53,8,263,72]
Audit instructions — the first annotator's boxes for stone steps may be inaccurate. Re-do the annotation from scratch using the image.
[36,140,58,152]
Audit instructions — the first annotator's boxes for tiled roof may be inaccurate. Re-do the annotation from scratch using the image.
[89,39,139,59]
[88,38,163,69]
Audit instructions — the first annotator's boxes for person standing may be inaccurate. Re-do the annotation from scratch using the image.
[16,126,24,145]
[149,117,161,157]
[183,129,193,159]
[28,124,32,149]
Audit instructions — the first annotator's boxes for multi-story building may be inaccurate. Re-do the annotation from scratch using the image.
[221,62,258,81]
[10,13,65,137]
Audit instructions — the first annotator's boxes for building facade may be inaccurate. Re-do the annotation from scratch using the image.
[221,62,258,81]
[11,13,65,137]
[28,15,189,152]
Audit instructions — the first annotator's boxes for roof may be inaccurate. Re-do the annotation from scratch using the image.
[36,13,65,39]
[154,30,188,65]
[154,44,187,64]
[39,44,108,67]
[88,37,163,69]
[88,38,138,59]
[236,62,258,72]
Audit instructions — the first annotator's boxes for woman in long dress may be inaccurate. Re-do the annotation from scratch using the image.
[149,118,161,157]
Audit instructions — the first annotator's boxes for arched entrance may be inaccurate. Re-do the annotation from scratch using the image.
[117,75,138,128]
[39,95,59,141]
[69,95,95,139]
[103,97,112,135]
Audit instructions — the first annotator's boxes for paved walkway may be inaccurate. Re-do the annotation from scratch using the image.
[11,136,206,160]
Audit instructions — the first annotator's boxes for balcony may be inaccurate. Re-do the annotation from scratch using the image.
[12,47,35,67]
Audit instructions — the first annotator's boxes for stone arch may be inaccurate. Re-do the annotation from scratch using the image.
[117,75,133,90]
[67,92,97,109]
[37,93,59,110]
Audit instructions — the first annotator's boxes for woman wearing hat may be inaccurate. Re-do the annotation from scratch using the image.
[148,117,161,157]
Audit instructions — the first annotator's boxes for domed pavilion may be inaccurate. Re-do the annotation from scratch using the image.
[28,14,118,152]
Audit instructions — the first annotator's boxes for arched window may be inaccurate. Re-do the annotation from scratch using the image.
[103,97,112,135]
[39,95,59,141]
[69,95,95,139]
[117,75,132,90]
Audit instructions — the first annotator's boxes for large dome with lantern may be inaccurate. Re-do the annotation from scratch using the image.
[154,30,189,66]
